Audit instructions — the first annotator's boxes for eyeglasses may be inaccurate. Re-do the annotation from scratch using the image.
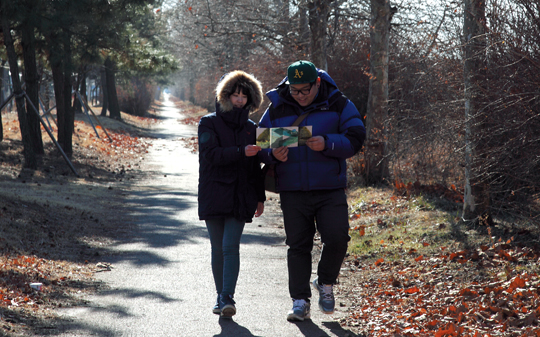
[289,82,315,96]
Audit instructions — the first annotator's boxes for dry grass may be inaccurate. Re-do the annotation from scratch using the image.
[346,186,461,259]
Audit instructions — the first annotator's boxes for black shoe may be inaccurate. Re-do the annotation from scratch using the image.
[212,295,221,314]
[219,294,236,318]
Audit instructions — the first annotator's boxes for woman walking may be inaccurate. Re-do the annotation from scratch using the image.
[198,70,266,318]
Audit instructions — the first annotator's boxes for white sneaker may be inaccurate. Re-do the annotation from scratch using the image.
[287,299,311,321]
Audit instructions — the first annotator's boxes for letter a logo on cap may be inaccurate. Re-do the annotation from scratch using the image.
[287,60,317,84]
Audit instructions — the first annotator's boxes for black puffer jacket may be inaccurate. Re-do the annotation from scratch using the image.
[198,71,266,222]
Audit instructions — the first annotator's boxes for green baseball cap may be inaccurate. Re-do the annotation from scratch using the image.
[287,60,318,84]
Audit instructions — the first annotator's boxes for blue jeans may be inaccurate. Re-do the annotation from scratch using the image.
[205,217,245,297]
[280,189,350,300]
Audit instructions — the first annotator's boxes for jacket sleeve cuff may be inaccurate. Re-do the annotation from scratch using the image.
[322,135,329,151]
[322,134,340,154]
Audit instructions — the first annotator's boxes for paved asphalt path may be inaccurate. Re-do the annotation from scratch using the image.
[53,95,357,337]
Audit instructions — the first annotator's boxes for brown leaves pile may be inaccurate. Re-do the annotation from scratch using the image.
[340,242,540,336]
[0,255,93,311]
[73,119,154,160]
[0,255,48,309]
[173,100,206,153]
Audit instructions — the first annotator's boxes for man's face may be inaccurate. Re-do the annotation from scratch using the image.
[289,78,320,107]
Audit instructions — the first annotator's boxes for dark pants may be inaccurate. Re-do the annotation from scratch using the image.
[280,189,350,300]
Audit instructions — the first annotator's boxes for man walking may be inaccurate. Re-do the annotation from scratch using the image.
[258,60,366,321]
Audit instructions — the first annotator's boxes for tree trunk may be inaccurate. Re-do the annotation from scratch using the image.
[307,0,330,71]
[275,0,293,58]
[100,65,109,116]
[1,14,37,168]
[73,67,87,114]
[80,70,87,103]
[50,51,65,138]
[178,87,185,101]
[48,30,74,156]
[22,19,44,154]
[61,36,74,155]
[463,0,489,223]
[0,63,5,141]
[73,73,83,114]
[51,57,68,154]
[298,3,310,54]
[364,0,391,184]
[39,60,50,111]
[188,72,196,104]
[104,57,121,120]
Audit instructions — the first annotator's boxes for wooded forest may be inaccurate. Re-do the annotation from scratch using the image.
[1,0,539,227]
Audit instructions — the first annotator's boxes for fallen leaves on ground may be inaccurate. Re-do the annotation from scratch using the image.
[171,98,207,127]
[178,136,198,153]
[339,229,540,336]
[172,99,206,152]
[0,255,94,310]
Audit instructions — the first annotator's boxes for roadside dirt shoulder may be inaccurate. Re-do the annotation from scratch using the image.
[0,107,159,336]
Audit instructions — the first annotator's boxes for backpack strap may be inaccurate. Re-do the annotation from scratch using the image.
[292,112,310,126]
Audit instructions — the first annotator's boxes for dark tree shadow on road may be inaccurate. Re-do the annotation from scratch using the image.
[98,287,177,303]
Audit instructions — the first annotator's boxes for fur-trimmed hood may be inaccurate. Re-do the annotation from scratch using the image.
[215,70,263,113]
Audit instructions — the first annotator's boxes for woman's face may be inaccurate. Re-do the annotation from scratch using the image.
[230,89,248,109]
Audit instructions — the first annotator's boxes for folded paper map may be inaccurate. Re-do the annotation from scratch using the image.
[256,126,313,149]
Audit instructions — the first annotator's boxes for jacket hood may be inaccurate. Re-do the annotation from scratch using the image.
[216,70,264,113]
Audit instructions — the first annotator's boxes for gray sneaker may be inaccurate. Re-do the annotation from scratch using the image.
[312,278,335,314]
[212,295,221,314]
[286,299,311,321]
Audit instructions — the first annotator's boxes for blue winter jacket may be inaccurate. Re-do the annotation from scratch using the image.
[258,69,366,192]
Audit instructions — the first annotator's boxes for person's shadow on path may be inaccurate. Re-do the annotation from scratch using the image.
[214,318,263,337]
[213,317,359,337]
[293,320,360,337]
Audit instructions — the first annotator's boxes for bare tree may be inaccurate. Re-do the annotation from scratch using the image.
[462,0,488,223]
[307,0,332,70]
[364,0,394,183]
[163,0,540,227]
[164,0,372,108]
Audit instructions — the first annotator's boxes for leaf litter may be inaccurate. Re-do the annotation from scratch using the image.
[338,188,540,336]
